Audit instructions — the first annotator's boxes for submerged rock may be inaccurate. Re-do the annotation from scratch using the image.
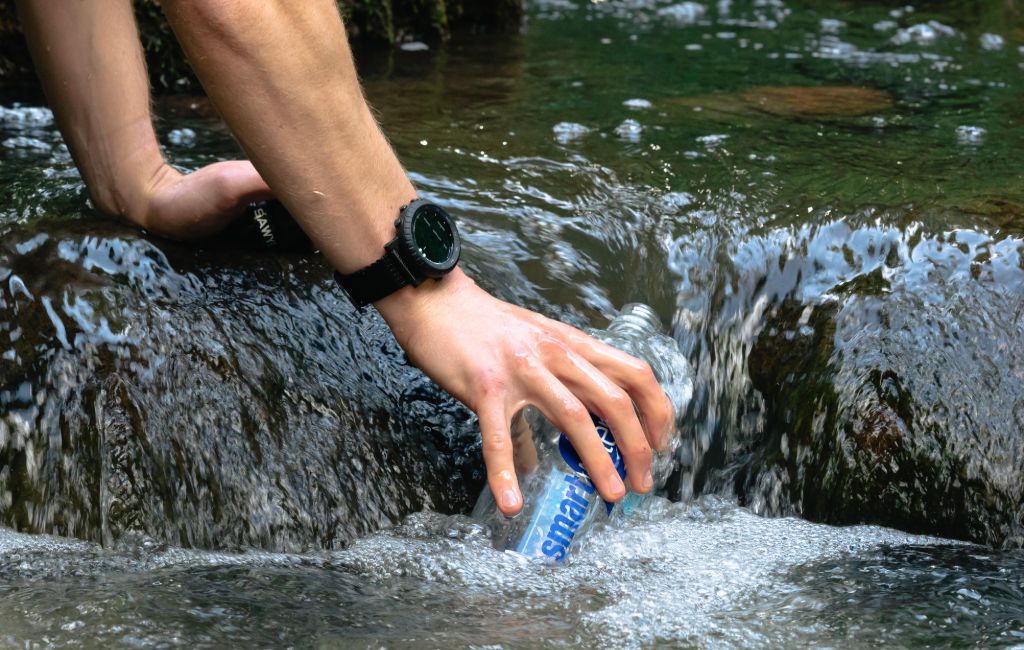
[709,221,1024,549]
[0,219,484,551]
[672,85,893,121]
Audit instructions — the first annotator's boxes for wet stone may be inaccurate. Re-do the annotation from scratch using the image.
[0,219,484,551]
[733,228,1024,549]
[671,86,893,121]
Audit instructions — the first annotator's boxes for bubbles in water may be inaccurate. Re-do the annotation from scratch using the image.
[956,125,986,145]
[656,2,707,26]
[819,18,845,34]
[614,119,644,142]
[623,98,653,110]
[661,192,694,210]
[979,33,1005,51]
[0,105,54,128]
[2,137,51,152]
[552,121,592,144]
[697,133,728,147]
[890,21,958,46]
[166,128,196,147]
[3,500,1001,648]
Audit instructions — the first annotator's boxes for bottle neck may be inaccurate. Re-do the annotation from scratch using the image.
[606,303,664,339]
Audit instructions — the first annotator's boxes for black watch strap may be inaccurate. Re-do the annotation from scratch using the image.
[334,247,414,308]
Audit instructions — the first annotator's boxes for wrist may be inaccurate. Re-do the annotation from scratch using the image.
[84,118,167,226]
[374,266,477,341]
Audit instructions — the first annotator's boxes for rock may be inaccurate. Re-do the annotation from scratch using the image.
[739,86,893,118]
[732,225,1024,549]
[671,86,893,121]
[0,219,484,551]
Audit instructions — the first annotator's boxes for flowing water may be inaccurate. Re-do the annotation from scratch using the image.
[0,0,1023,646]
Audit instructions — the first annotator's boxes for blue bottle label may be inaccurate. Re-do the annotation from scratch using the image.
[513,415,627,563]
[558,414,626,515]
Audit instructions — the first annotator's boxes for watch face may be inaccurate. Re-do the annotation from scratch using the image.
[412,206,455,265]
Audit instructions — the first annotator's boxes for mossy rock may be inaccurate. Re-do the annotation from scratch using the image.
[741,280,1024,549]
[0,0,522,93]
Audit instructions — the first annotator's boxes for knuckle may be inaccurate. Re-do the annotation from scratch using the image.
[654,392,674,421]
[625,438,653,464]
[481,430,510,453]
[560,399,590,423]
[632,360,658,385]
[537,335,571,360]
[471,368,505,402]
[606,388,632,411]
[486,465,515,483]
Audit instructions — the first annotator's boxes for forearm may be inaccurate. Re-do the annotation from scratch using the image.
[159,0,417,275]
[16,0,164,220]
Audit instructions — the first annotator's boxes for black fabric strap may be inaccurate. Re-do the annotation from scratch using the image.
[334,247,412,308]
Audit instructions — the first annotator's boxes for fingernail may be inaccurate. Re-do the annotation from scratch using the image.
[501,489,521,512]
[608,473,626,500]
[642,470,654,492]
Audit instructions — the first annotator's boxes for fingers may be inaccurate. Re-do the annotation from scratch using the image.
[478,405,523,516]
[551,322,675,452]
[550,349,654,494]
[586,344,674,451]
[530,371,627,503]
[199,160,274,216]
[143,160,275,240]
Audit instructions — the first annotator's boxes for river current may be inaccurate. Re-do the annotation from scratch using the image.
[0,0,1022,646]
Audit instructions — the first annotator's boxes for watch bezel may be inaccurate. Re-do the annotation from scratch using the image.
[396,200,461,279]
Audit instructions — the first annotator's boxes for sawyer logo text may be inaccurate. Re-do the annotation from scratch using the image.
[251,206,277,247]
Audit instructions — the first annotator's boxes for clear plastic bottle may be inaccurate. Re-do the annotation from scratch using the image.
[471,303,693,563]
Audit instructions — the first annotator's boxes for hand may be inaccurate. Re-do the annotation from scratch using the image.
[377,270,675,516]
[127,160,274,240]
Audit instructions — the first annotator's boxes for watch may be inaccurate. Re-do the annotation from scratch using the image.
[334,199,462,308]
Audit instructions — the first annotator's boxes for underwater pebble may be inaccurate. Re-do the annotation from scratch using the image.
[955,125,986,145]
[400,41,429,52]
[979,33,1004,51]
[873,20,897,32]
[623,98,653,109]
[656,2,706,25]
[166,128,196,146]
[614,119,644,142]
[552,122,591,144]
[2,136,51,152]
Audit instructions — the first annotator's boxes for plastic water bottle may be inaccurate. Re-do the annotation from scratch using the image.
[471,303,693,563]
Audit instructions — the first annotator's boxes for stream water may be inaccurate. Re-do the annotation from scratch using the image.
[0,0,1022,646]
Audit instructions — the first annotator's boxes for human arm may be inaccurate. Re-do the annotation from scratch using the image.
[157,0,675,515]
[15,0,274,239]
